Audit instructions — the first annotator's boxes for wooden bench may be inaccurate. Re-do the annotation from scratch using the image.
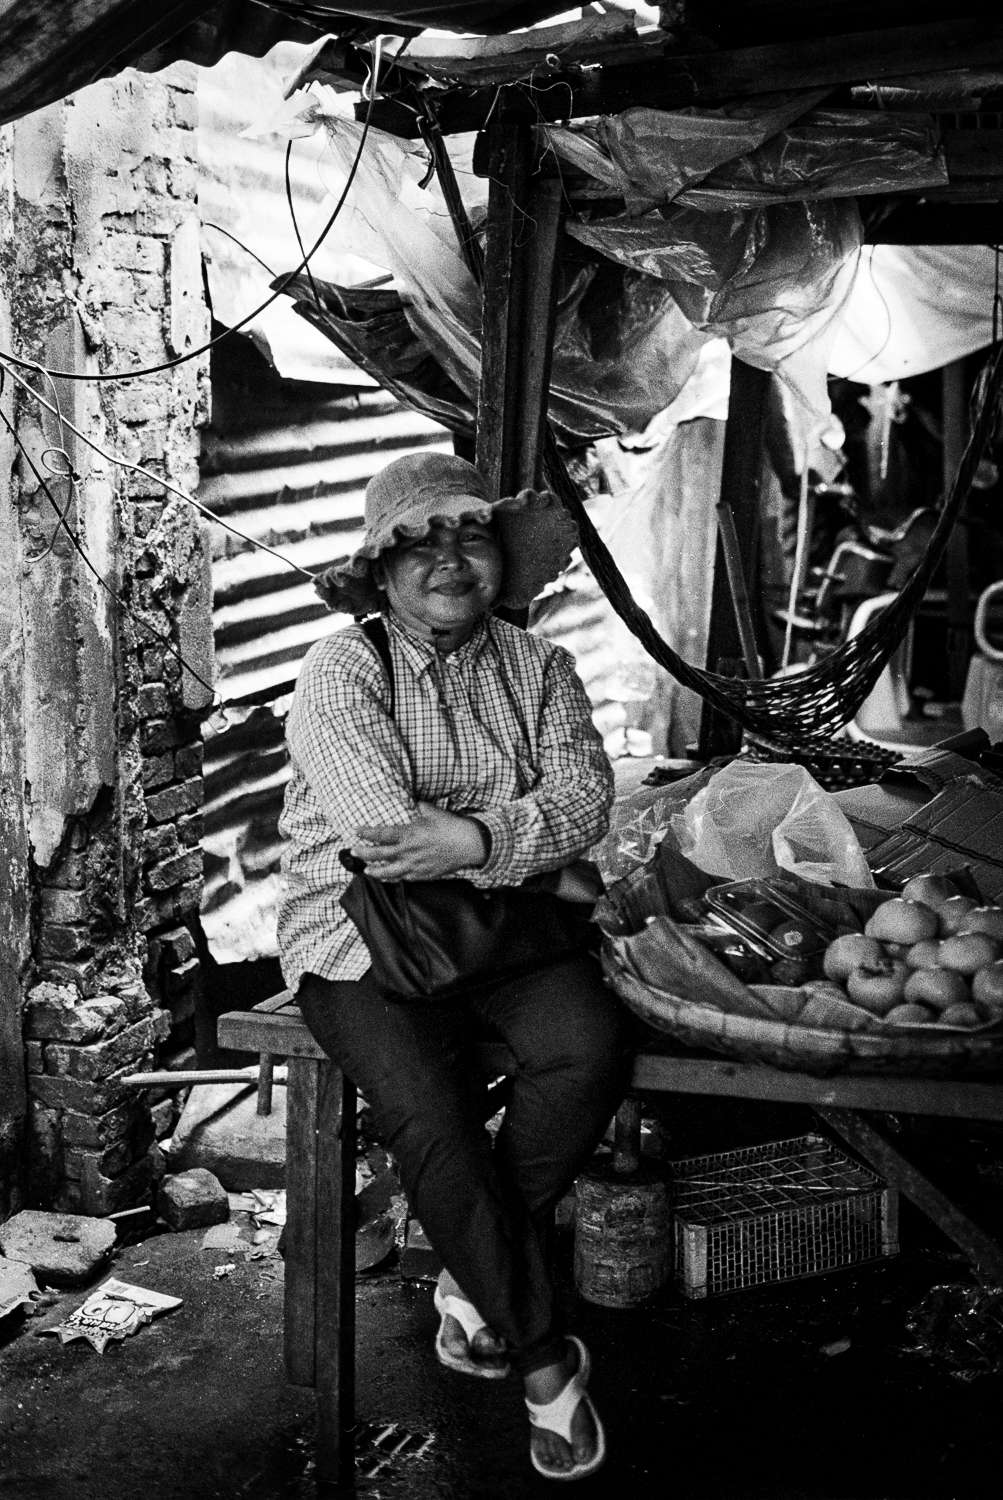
[218,993,1003,1487]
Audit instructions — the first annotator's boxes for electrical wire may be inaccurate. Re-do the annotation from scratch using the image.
[0,358,317,581]
[0,39,386,386]
[0,372,220,710]
[203,222,278,277]
[284,140,322,309]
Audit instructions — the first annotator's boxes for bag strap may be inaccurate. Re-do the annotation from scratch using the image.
[360,613,395,719]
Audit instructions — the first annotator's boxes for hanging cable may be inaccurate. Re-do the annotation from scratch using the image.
[0,359,316,581]
[0,45,385,386]
[0,374,219,709]
[285,139,322,310]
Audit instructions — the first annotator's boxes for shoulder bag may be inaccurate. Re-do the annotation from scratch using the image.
[338,615,590,1003]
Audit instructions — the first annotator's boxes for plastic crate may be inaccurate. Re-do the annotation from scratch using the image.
[669,1134,898,1300]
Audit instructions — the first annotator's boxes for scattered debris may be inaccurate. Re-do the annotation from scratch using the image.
[201,1222,247,1252]
[213,1263,236,1280]
[248,1189,285,1227]
[400,1218,443,1282]
[356,1213,396,1274]
[0,1210,116,1288]
[821,1337,852,1357]
[906,1283,1003,1381]
[39,1277,181,1354]
[354,1420,435,1483]
[157,1168,229,1231]
[0,1260,40,1320]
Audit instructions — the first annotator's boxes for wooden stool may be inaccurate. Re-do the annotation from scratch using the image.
[218,992,517,1486]
[219,996,1003,1486]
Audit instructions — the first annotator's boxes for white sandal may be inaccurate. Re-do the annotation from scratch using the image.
[525,1336,607,1482]
[433,1283,510,1380]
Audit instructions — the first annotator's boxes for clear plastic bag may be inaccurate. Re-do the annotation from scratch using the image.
[671,761,875,889]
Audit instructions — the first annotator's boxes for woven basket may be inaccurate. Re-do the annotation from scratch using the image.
[604,942,1003,1079]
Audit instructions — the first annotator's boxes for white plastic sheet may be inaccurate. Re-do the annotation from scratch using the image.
[830,245,999,385]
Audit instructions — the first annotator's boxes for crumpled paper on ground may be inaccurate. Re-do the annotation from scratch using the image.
[39,1277,181,1354]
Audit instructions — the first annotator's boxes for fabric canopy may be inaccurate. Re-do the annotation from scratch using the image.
[0,0,566,129]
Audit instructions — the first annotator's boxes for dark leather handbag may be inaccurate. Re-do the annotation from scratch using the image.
[338,616,586,1003]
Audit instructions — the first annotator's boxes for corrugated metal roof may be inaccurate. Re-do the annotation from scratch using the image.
[199,338,451,957]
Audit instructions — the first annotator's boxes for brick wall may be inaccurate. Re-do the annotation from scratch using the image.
[1,65,213,1214]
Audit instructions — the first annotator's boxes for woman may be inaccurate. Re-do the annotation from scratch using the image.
[278,451,623,1481]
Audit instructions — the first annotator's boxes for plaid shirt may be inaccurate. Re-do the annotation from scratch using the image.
[277,613,613,989]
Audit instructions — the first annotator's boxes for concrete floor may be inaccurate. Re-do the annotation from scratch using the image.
[1,1193,1001,1500]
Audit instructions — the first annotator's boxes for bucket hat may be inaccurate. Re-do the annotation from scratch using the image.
[314,451,577,616]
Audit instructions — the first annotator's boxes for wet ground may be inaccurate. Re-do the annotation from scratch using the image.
[3,1103,1002,1500]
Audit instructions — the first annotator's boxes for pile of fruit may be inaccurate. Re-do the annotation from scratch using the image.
[819,875,1003,1029]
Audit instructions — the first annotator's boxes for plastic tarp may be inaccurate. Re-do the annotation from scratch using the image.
[547,106,947,212]
[569,198,862,448]
[273,113,708,442]
[547,92,830,212]
[830,245,1000,385]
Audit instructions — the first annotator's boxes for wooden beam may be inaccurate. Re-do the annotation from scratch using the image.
[627,1054,1003,1120]
[363,16,1003,138]
[817,1106,1003,1283]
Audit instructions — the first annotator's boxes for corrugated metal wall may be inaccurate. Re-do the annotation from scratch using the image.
[199,334,450,957]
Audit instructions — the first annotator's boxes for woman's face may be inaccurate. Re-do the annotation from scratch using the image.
[376,518,503,640]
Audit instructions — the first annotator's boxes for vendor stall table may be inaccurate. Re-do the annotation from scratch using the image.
[218,994,1003,1486]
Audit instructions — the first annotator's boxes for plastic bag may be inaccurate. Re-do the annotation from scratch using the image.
[671,761,875,889]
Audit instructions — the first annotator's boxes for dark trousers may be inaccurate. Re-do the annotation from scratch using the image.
[297,955,624,1374]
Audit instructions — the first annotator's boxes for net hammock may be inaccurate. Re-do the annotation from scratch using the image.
[543,340,1003,743]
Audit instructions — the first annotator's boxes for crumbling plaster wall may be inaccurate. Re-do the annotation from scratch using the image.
[0,65,214,1217]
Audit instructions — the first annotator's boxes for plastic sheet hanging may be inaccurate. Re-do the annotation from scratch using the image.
[547,92,829,211]
[279,117,709,442]
[547,105,946,212]
[568,197,862,446]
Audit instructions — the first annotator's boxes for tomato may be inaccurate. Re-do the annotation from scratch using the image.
[903,968,970,1011]
[937,896,979,936]
[904,939,942,971]
[846,961,908,1015]
[958,906,1003,942]
[938,932,1003,976]
[823,934,885,982]
[972,961,1003,1010]
[900,875,962,909]
[938,1002,983,1029]
[865,899,939,945]
[884,1002,936,1026]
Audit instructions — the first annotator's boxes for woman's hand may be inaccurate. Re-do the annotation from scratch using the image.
[351,803,489,881]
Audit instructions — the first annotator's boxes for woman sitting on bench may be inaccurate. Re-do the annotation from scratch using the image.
[277,452,623,1482]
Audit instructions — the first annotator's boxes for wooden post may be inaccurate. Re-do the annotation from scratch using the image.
[475,120,532,499]
[284,1056,358,1486]
[817,1107,1003,1284]
[475,120,563,497]
[943,359,970,701]
[698,358,771,758]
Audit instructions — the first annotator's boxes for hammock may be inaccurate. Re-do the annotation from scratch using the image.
[543,341,1003,742]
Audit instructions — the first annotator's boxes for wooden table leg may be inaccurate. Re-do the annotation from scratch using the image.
[817,1107,1003,1284]
[285,1056,358,1486]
